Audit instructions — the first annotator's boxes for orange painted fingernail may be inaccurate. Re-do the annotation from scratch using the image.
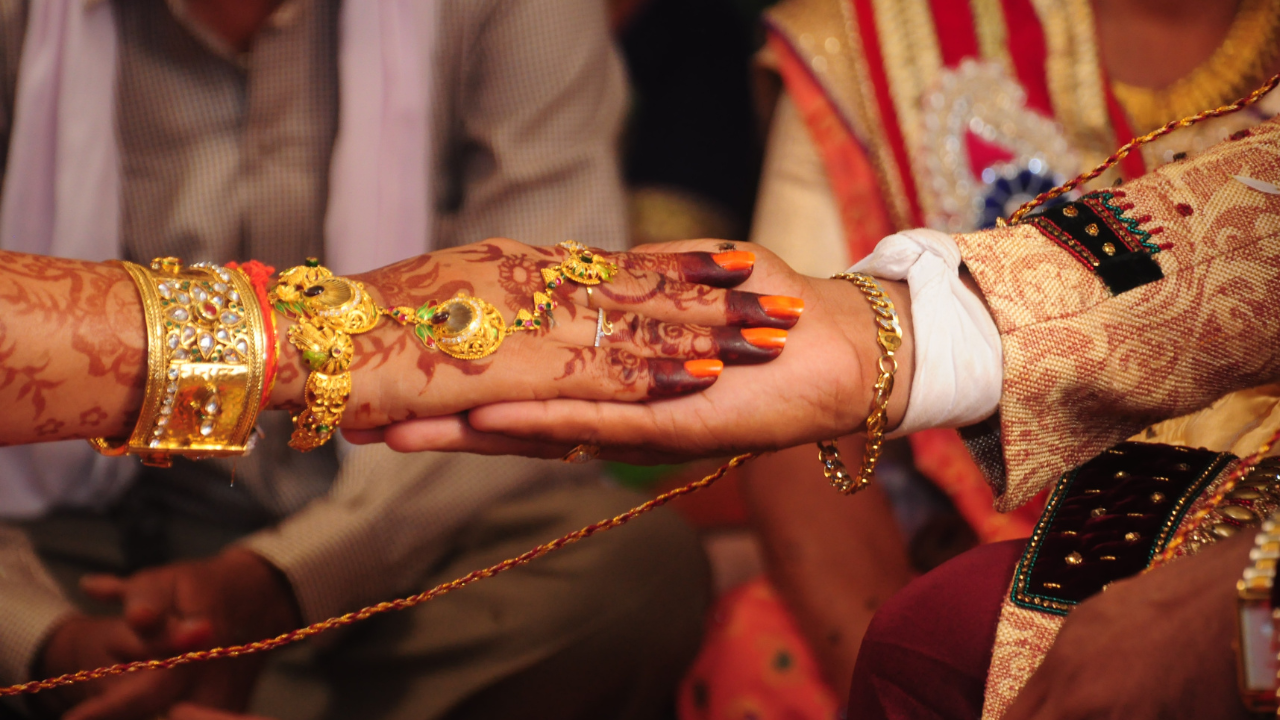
[759,296,805,319]
[711,251,756,271]
[684,359,724,378]
[741,327,788,349]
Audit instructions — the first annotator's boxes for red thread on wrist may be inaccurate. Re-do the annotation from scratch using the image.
[227,261,279,410]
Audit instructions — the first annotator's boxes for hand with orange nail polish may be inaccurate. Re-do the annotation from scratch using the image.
[273,236,803,435]
[363,239,916,464]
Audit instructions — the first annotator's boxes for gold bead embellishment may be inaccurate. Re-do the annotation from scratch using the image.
[385,241,618,359]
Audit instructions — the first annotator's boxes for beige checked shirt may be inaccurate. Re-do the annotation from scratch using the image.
[0,0,627,684]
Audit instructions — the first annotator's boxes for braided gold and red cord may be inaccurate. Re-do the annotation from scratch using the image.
[1005,72,1280,225]
[0,454,755,699]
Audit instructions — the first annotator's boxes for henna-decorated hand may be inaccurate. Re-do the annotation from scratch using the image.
[269,238,799,429]
[349,240,915,463]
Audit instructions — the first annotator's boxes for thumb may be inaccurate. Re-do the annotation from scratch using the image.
[118,572,177,635]
[79,574,127,604]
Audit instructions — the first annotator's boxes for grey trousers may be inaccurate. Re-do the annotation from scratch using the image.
[17,483,711,720]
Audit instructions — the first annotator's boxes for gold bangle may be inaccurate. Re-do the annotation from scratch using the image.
[819,273,902,495]
[89,258,268,466]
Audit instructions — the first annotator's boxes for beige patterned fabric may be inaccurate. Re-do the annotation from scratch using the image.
[980,596,1066,720]
[956,117,1280,511]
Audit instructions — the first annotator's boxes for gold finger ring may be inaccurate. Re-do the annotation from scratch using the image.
[542,240,618,287]
[563,444,601,463]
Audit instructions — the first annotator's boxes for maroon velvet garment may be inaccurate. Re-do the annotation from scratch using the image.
[847,539,1026,719]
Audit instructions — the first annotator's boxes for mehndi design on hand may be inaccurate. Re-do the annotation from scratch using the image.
[384,240,619,360]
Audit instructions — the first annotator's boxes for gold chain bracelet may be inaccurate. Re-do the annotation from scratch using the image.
[819,273,902,495]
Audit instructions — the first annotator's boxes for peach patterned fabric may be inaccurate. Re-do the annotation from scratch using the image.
[956,117,1280,511]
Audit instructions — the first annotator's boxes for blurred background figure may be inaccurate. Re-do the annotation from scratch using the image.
[0,1,709,719]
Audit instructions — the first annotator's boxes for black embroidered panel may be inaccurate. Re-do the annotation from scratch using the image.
[1026,190,1164,295]
[1012,442,1234,615]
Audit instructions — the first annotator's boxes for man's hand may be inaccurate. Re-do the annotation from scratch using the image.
[35,615,149,716]
[1005,531,1256,720]
[56,548,301,720]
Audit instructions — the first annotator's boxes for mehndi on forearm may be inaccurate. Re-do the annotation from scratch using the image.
[0,251,148,445]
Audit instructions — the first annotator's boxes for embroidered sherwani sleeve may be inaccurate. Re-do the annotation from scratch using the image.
[955,118,1280,511]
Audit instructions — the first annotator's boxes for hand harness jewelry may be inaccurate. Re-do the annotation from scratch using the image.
[272,242,618,451]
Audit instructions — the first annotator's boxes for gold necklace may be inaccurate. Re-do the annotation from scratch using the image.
[1111,0,1280,134]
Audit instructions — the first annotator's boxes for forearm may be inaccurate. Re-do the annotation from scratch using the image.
[742,445,913,697]
[0,252,312,446]
[0,252,147,444]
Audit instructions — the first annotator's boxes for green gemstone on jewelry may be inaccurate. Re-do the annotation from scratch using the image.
[305,258,320,268]
[317,424,330,433]
[303,349,328,369]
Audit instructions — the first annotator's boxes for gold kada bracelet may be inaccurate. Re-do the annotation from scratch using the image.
[818,273,902,495]
[89,258,269,466]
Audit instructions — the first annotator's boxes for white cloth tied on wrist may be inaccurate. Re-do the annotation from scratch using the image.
[849,228,1003,437]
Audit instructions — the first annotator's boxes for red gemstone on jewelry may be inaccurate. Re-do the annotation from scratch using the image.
[200,302,219,320]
